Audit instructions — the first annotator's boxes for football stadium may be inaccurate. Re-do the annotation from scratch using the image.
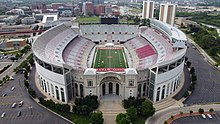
[32,18,187,103]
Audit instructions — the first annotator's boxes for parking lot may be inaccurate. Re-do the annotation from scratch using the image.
[171,113,220,124]
[0,62,13,70]
[184,43,220,104]
[0,73,71,124]
[0,74,44,123]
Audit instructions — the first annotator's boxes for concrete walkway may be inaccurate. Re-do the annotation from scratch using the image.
[98,94,126,124]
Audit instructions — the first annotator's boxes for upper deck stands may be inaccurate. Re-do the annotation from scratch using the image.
[33,24,68,66]
[80,24,138,42]
[62,37,95,70]
[124,36,157,69]
[141,27,173,63]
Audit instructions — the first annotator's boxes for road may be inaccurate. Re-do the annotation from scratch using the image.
[0,72,72,124]
[0,52,32,80]
[146,104,220,124]
[171,112,220,124]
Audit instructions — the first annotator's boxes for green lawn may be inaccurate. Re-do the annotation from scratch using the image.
[92,48,128,68]
[52,109,90,124]
[75,16,134,24]
[75,17,99,23]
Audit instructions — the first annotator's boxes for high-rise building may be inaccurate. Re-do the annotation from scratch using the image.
[105,5,112,15]
[142,1,155,19]
[159,3,177,26]
[82,2,94,16]
[95,4,105,16]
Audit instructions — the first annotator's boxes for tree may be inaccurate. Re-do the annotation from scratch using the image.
[2,77,6,83]
[190,67,195,74]
[24,80,29,88]
[209,108,214,112]
[183,91,189,98]
[126,106,137,121]
[198,108,204,113]
[171,115,174,120]
[186,61,191,68]
[140,100,155,118]
[191,74,197,82]
[134,16,140,25]
[116,113,131,124]
[89,111,104,124]
[5,75,9,80]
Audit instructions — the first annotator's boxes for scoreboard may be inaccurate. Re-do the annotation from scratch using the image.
[100,17,119,24]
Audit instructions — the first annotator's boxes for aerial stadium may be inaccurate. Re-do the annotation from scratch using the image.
[32,18,187,104]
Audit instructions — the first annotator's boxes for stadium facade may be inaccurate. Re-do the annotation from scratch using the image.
[32,19,187,103]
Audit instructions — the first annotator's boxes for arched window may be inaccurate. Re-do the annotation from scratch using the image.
[143,83,146,96]
[80,84,84,97]
[161,85,166,99]
[138,84,142,97]
[55,86,59,100]
[51,84,54,97]
[75,83,78,96]
[156,87,160,101]
[60,88,65,102]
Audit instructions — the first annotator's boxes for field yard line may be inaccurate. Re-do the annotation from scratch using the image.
[122,48,128,68]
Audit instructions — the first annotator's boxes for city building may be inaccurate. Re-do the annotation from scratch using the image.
[42,13,59,28]
[6,9,25,15]
[0,38,26,50]
[0,24,32,37]
[32,18,187,104]
[21,17,36,24]
[159,2,177,26]
[105,5,112,15]
[142,0,155,19]
[95,4,105,16]
[82,2,94,16]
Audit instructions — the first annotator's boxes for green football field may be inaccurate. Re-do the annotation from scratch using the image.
[92,48,128,68]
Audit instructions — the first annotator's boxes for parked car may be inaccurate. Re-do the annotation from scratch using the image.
[201,114,206,119]
[207,114,212,119]
[18,101,23,107]
[17,111,21,117]
[10,77,14,80]
[12,103,16,108]
[11,86,15,91]
[1,112,5,118]
[2,93,6,97]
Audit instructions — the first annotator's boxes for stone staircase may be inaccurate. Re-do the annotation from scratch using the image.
[98,100,126,124]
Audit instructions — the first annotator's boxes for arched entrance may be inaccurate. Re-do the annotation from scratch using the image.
[102,84,105,95]
[109,82,113,94]
[116,83,119,95]
[100,76,122,99]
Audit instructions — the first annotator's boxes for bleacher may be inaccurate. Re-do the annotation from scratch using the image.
[136,45,156,59]
[62,37,95,70]
[124,36,157,69]
[80,25,138,42]
[33,24,69,66]
[141,28,173,63]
